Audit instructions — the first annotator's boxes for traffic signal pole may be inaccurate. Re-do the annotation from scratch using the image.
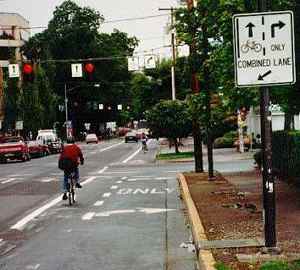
[64,83,69,139]
[259,0,277,249]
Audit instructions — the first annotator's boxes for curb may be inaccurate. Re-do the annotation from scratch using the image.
[177,173,216,270]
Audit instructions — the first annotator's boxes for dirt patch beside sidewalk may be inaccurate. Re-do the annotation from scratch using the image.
[184,171,300,270]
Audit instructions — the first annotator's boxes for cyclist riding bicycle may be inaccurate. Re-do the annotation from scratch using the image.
[58,137,84,200]
[141,133,148,152]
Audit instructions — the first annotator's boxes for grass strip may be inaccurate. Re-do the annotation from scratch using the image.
[157,151,194,160]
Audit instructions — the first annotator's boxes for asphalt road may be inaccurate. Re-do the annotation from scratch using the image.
[0,139,197,270]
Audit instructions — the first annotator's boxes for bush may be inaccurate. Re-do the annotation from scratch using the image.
[214,131,237,148]
[272,130,300,183]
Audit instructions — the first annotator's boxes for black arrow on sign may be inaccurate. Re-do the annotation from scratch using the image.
[246,22,255,38]
[271,21,285,38]
[258,70,272,81]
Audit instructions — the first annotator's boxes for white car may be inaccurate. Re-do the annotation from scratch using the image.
[85,134,98,144]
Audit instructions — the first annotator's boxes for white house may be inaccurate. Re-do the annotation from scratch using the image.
[246,105,300,138]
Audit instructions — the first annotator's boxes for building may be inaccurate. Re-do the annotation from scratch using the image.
[0,13,30,128]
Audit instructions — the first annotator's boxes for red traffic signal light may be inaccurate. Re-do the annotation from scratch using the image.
[23,64,33,74]
[84,63,95,73]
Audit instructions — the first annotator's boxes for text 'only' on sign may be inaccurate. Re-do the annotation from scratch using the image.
[233,11,296,87]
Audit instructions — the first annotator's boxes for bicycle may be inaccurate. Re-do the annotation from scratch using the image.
[241,40,262,54]
[66,171,76,206]
[142,141,148,153]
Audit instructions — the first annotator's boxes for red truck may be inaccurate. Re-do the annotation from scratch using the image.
[0,136,31,163]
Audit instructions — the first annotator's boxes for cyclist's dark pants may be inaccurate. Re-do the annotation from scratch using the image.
[62,167,80,192]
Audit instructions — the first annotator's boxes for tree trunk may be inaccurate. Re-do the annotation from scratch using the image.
[193,120,204,172]
[174,138,179,154]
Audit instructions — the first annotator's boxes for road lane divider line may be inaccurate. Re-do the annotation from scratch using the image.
[97,166,109,174]
[102,192,111,198]
[122,147,142,163]
[94,201,104,206]
[81,176,97,186]
[116,181,123,184]
[110,185,118,190]
[10,174,105,231]
[82,212,95,221]
[121,176,128,180]
[11,196,62,231]
[1,178,17,184]
[99,142,123,152]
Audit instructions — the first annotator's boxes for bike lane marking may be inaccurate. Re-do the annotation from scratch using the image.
[10,167,108,231]
[102,192,111,198]
[94,201,104,206]
[97,166,109,174]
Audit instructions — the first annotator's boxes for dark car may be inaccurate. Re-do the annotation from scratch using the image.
[44,139,62,154]
[125,132,138,143]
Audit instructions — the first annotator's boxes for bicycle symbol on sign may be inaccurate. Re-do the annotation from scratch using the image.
[241,40,262,53]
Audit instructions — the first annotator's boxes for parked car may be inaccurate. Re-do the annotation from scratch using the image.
[125,132,138,143]
[86,133,99,144]
[0,136,30,163]
[27,140,50,158]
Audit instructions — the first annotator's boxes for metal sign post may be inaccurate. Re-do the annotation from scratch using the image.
[233,1,296,248]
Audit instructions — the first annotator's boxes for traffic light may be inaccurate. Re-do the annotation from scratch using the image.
[84,63,95,81]
[22,63,34,83]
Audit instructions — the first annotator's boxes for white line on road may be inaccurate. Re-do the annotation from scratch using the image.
[110,185,118,190]
[82,212,95,220]
[11,196,62,230]
[99,142,123,152]
[10,175,100,231]
[1,178,17,184]
[121,176,128,180]
[122,147,142,163]
[116,181,123,184]
[26,264,40,270]
[97,166,109,174]
[102,192,111,198]
[94,201,104,206]
[81,176,97,186]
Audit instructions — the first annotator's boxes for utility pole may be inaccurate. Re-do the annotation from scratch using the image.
[158,7,176,100]
[258,0,277,249]
[186,0,204,173]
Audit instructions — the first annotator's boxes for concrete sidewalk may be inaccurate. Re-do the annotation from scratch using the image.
[158,137,256,162]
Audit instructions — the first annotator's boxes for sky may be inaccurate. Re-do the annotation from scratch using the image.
[0,0,184,57]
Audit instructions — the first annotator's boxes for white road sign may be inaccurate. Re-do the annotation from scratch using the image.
[8,64,20,78]
[15,121,23,130]
[233,11,295,87]
[127,57,139,71]
[144,55,156,69]
[71,63,83,78]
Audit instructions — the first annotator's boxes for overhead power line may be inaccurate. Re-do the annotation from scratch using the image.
[0,13,169,31]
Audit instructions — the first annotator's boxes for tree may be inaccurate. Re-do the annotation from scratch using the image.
[146,100,192,153]
[21,0,139,136]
